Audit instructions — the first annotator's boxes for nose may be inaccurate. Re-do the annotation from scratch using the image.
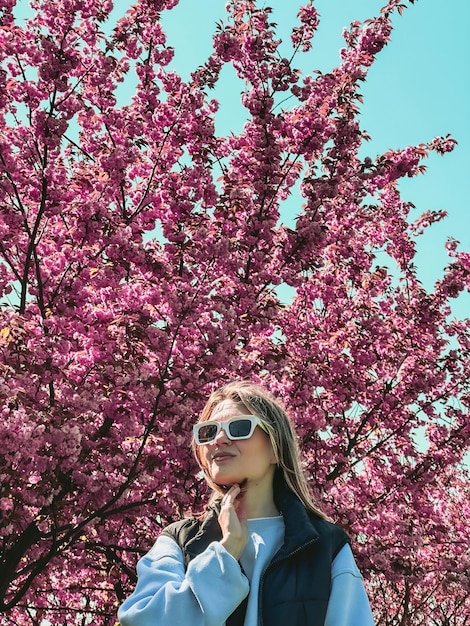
[212,425,230,445]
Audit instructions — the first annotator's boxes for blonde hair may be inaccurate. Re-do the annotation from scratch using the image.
[192,380,327,519]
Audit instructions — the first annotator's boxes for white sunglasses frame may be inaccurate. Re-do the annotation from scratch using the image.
[193,415,265,446]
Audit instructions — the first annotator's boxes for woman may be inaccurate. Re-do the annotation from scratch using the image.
[118,381,375,626]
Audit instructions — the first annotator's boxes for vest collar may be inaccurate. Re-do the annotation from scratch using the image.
[184,501,222,560]
[272,469,319,559]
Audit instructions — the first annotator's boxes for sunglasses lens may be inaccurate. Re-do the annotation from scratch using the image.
[196,423,219,444]
[228,418,253,439]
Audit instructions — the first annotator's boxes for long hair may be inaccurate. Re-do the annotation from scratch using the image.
[192,380,327,520]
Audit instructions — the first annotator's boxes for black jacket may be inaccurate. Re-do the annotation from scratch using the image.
[161,472,349,626]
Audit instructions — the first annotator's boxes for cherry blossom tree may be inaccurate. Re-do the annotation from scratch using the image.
[0,0,468,624]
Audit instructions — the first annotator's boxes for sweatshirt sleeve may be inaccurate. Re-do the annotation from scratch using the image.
[118,534,250,626]
[324,544,375,626]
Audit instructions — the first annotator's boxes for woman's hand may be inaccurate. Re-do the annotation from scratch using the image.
[218,484,248,560]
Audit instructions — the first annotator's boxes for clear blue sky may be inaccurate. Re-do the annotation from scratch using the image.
[160,0,469,316]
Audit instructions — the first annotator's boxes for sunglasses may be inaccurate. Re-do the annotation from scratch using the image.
[193,415,266,446]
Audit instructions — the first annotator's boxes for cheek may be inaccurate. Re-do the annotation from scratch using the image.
[248,438,276,466]
[255,433,276,461]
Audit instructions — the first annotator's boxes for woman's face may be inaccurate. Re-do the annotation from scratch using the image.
[198,399,277,490]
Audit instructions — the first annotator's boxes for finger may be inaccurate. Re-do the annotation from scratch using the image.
[221,484,240,507]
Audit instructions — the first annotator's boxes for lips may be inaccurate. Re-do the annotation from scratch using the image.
[212,451,236,462]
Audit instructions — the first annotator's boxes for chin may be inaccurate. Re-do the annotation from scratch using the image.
[210,471,243,487]
[211,474,236,486]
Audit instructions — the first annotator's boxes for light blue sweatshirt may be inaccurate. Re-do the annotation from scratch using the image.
[118,516,375,626]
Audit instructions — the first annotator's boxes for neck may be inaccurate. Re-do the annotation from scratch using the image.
[241,479,279,519]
